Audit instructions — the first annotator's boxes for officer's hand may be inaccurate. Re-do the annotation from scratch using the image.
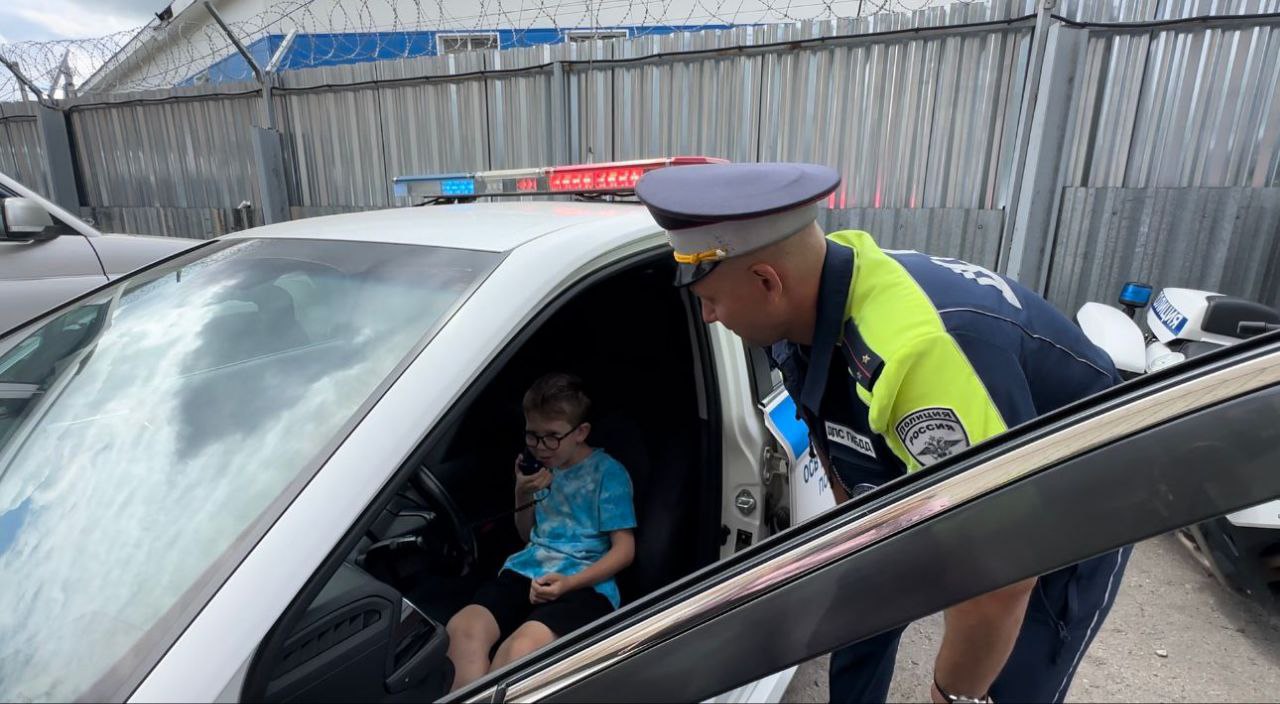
[514,459,552,498]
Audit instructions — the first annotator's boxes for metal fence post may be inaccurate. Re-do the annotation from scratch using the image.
[551,60,569,166]
[1000,4,1085,293]
[0,58,79,208]
[256,33,297,226]
[250,127,290,226]
[34,104,80,213]
[205,0,291,225]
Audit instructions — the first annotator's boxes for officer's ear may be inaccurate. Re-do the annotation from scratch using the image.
[748,263,785,298]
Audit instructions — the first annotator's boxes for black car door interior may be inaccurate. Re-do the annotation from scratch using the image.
[478,337,1280,703]
[252,563,452,703]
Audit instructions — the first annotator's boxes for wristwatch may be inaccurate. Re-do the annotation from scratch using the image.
[934,678,993,704]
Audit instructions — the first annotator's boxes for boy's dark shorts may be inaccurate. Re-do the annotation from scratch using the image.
[472,569,614,638]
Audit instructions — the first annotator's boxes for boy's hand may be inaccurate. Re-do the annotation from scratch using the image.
[529,573,571,604]
[514,458,552,498]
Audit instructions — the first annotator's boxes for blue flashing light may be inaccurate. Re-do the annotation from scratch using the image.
[440,178,476,196]
[1119,281,1153,308]
[393,172,477,199]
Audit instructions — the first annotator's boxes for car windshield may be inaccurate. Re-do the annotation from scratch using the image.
[0,237,499,702]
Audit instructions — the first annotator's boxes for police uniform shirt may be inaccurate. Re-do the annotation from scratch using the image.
[771,230,1122,493]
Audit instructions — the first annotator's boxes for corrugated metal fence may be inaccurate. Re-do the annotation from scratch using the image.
[4,0,1280,316]
[68,86,266,233]
[0,101,48,196]
[1049,188,1280,311]
[1045,7,1280,313]
[819,208,1006,268]
[37,0,1041,247]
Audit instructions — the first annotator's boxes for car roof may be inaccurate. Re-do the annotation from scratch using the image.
[225,200,659,251]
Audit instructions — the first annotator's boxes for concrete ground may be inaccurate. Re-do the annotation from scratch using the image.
[781,533,1280,703]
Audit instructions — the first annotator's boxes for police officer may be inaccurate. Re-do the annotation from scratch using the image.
[636,162,1132,704]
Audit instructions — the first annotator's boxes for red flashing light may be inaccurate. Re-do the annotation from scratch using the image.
[547,157,726,193]
[549,166,647,192]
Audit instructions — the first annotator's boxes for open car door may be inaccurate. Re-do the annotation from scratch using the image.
[450,331,1280,703]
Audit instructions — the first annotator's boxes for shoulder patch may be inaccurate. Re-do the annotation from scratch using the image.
[839,320,884,391]
[895,407,970,466]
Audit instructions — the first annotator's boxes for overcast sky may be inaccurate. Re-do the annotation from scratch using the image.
[1,0,158,42]
[0,0,964,44]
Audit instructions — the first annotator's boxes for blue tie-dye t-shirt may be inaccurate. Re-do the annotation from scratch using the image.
[503,449,636,608]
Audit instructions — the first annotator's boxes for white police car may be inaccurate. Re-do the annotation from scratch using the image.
[1,158,1277,703]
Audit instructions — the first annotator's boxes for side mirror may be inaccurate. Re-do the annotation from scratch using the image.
[1238,321,1280,339]
[0,197,59,241]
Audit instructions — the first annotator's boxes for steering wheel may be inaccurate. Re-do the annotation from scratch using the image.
[410,464,478,577]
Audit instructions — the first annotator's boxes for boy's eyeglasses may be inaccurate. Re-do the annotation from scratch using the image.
[524,425,582,451]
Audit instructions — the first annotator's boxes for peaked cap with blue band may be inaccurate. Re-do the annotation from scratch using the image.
[635,162,841,286]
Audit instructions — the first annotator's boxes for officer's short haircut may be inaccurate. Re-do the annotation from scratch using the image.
[523,372,592,426]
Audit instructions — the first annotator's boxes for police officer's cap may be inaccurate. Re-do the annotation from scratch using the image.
[636,162,840,287]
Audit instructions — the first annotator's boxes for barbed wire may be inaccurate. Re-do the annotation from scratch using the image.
[0,0,981,101]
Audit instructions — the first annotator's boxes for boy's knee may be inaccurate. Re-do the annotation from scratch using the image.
[505,622,556,659]
[448,606,499,648]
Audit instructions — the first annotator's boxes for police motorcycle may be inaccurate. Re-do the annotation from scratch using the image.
[1076,283,1280,610]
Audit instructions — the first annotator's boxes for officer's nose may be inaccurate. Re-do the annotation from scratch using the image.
[699,298,718,324]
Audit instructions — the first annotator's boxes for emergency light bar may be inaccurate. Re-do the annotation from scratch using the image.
[393,156,727,201]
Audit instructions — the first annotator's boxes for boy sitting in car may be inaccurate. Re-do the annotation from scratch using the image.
[445,372,637,691]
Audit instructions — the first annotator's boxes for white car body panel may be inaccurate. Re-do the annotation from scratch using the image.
[705,666,797,703]
[0,271,107,333]
[1226,500,1280,530]
[1146,287,1240,347]
[710,322,771,558]
[131,202,794,702]
[90,233,200,278]
[761,388,836,524]
[1075,302,1147,374]
[228,201,650,251]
